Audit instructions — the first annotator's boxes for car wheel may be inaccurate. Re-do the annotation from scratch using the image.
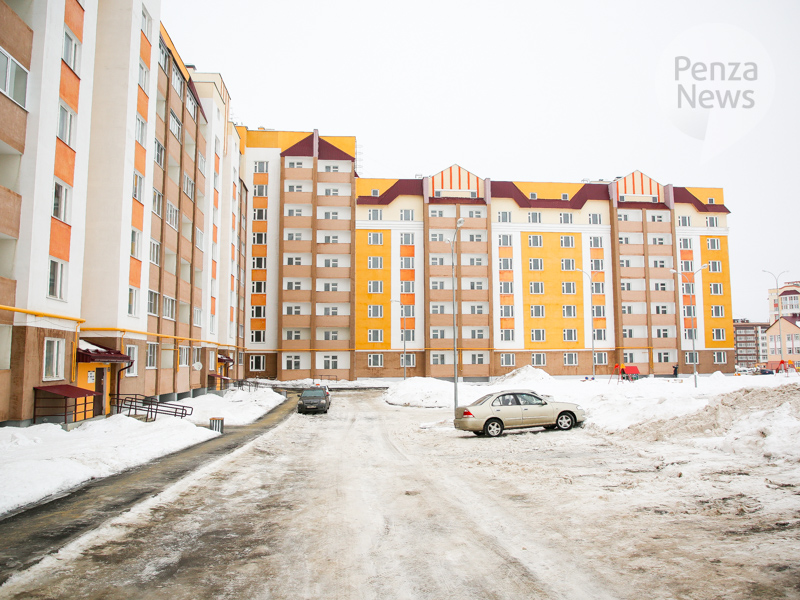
[472,431,485,436]
[484,419,504,437]
[555,412,575,430]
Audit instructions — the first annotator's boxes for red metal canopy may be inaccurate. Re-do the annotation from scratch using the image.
[33,384,101,398]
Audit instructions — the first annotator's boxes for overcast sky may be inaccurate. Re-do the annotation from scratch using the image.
[162,0,799,322]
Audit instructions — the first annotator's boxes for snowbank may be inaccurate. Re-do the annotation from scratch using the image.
[0,415,218,516]
[175,388,286,426]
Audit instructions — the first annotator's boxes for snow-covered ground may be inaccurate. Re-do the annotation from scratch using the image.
[0,388,286,517]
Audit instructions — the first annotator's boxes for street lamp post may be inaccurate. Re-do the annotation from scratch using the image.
[576,267,595,378]
[764,270,788,372]
[449,217,465,412]
[391,299,407,380]
[671,264,708,388]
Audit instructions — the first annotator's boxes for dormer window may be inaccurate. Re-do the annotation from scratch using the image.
[434,190,441,198]
[529,192,537,200]
[561,193,569,201]
[470,191,477,198]
[371,189,379,197]
[708,197,715,204]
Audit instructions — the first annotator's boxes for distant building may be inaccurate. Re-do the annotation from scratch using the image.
[768,281,800,324]
[733,319,769,368]
[764,316,800,372]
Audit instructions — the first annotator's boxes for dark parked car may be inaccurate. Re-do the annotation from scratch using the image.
[758,368,775,375]
[297,388,329,414]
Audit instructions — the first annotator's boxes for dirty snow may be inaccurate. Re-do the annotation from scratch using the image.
[173,387,286,426]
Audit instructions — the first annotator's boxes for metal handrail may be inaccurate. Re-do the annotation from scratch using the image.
[111,394,193,421]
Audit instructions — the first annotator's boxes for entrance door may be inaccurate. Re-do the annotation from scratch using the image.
[93,368,105,417]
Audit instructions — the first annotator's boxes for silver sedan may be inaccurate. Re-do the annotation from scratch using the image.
[453,389,586,437]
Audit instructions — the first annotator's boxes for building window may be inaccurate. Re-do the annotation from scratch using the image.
[530,282,544,295]
[528,235,542,247]
[589,213,602,225]
[500,329,514,341]
[560,235,574,248]
[531,353,546,366]
[186,92,197,121]
[711,305,725,317]
[368,281,383,294]
[153,140,165,169]
[146,342,158,368]
[400,354,415,368]
[713,351,727,364]
[171,64,184,97]
[559,212,573,224]
[593,329,606,341]
[251,330,265,343]
[431,353,446,365]
[563,352,578,366]
[710,283,724,295]
[47,258,67,300]
[250,355,265,371]
[623,352,635,364]
[178,346,190,367]
[58,104,75,146]
[531,329,546,342]
[561,258,575,271]
[368,256,383,269]
[166,202,180,230]
[368,305,383,318]
[400,209,414,221]
[368,209,382,221]
[0,46,28,108]
[152,190,163,217]
[500,353,515,367]
[562,305,577,318]
[497,211,511,223]
[593,352,608,366]
[592,282,605,294]
[163,296,176,320]
[183,173,195,199]
[368,354,383,367]
[63,29,79,72]
[685,352,698,365]
[498,234,512,247]
[498,258,512,270]
[127,287,138,316]
[368,329,383,342]
[42,337,65,380]
[169,110,182,141]
[130,228,141,259]
[285,355,300,370]
[706,216,719,228]
[431,329,445,339]
[52,180,70,223]
[529,258,543,271]
[530,305,545,318]
[562,282,576,294]
[712,328,726,341]
[132,171,144,202]
[528,212,541,223]
[563,329,578,342]
[708,261,722,273]
[707,238,721,250]
[678,215,691,227]
[193,307,202,326]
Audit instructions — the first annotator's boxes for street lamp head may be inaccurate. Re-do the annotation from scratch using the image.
[456,217,465,228]
[700,263,709,270]
[669,269,677,274]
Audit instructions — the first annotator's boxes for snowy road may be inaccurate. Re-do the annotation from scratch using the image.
[2,388,799,599]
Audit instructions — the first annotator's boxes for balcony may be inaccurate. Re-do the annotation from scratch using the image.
[461,314,490,327]
[282,339,312,351]
[652,337,677,348]
[618,220,644,232]
[650,267,675,280]
[429,289,453,302]
[648,244,673,256]
[620,290,647,302]
[620,244,644,255]
[317,171,351,184]
[460,265,489,277]
[281,314,312,328]
[461,217,486,229]
[317,194,352,207]
[620,314,648,326]
[0,81,27,155]
[283,215,313,229]
[284,167,313,181]
[429,338,454,348]
[0,277,16,324]
[315,315,350,328]
[283,191,313,204]
[429,314,453,326]
[284,240,313,253]
[0,185,22,238]
[650,290,675,302]
[461,289,490,302]
[315,291,350,303]
[316,242,351,254]
[459,241,488,254]
[429,217,457,230]
[316,266,351,279]
[647,221,672,233]
[461,338,490,349]
[428,241,452,254]
[314,339,350,350]
[316,219,351,231]
[282,264,312,278]
[429,265,452,277]
[283,289,312,302]
[651,313,677,326]
[620,267,646,279]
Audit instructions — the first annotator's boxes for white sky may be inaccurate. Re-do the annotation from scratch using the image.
[161,0,800,322]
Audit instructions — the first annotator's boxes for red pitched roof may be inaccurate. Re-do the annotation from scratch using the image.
[672,187,731,214]
[34,385,101,398]
[357,179,424,205]
[318,138,354,161]
[280,134,314,157]
[490,182,610,209]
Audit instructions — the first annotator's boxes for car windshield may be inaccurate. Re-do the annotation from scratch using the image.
[301,390,326,398]
[469,394,493,406]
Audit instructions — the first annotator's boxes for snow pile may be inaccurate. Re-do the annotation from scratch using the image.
[0,415,218,516]
[721,402,800,461]
[383,377,461,408]
[492,365,553,385]
[174,388,286,426]
[252,377,389,389]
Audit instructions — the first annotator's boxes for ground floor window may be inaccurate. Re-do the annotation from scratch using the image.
[685,352,698,365]
[368,354,383,367]
[531,353,546,366]
[285,355,300,370]
[593,352,608,366]
[400,354,415,368]
[563,352,578,366]
[250,355,265,371]
[43,338,64,380]
[431,353,445,365]
[147,343,158,368]
[323,355,338,370]
[713,351,727,364]
[501,353,515,367]
[126,344,138,376]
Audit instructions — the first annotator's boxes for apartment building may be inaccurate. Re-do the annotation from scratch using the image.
[235,140,735,379]
[0,0,246,426]
[733,319,769,368]
[1,0,100,425]
[768,282,800,324]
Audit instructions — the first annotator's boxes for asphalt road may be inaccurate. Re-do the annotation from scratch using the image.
[0,393,298,586]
